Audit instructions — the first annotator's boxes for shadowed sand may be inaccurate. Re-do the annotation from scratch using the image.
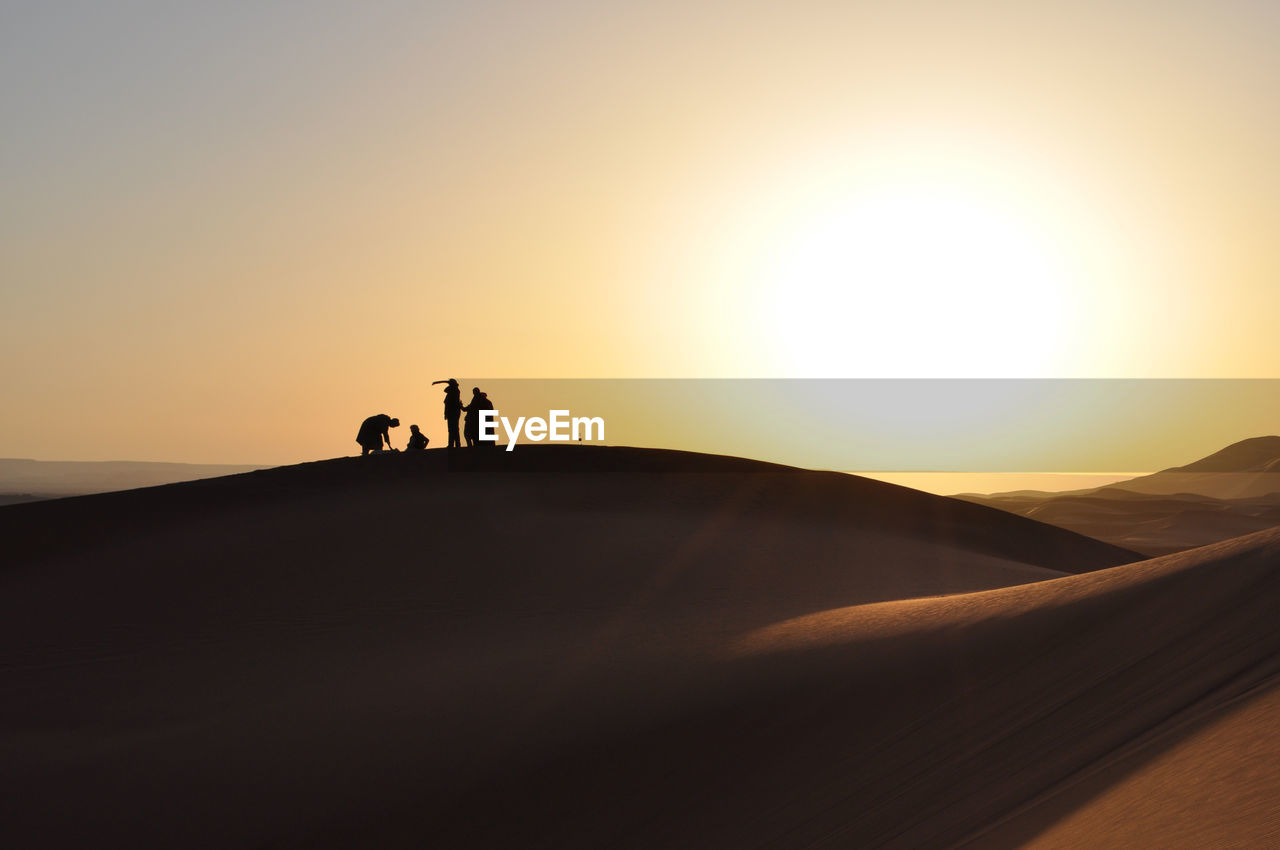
[3,447,1277,847]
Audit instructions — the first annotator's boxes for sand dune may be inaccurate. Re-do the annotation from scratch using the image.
[1098,471,1280,501]
[961,437,1280,556]
[4,447,1278,847]
[1160,435,1280,473]
[1093,435,1280,501]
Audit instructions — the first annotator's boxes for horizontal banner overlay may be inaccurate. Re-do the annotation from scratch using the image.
[449,380,1280,472]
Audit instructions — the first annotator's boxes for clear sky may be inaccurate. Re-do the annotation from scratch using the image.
[2,1,1278,463]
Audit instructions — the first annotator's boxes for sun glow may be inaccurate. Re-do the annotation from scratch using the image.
[756,182,1077,376]
[674,134,1114,378]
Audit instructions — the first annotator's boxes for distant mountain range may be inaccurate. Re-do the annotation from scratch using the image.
[0,459,267,503]
[1163,435,1280,473]
[1092,435,1280,500]
[959,436,1280,555]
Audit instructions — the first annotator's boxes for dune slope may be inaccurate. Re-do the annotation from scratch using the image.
[973,672,1280,848]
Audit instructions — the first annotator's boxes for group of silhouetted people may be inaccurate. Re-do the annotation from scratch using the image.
[355,379,495,455]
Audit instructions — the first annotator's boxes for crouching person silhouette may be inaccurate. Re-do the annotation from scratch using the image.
[406,424,429,451]
[356,414,400,456]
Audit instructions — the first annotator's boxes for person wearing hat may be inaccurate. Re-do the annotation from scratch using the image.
[356,413,400,456]
[405,424,429,451]
[432,379,464,449]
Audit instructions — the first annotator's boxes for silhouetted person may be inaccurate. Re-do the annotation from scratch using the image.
[462,387,493,448]
[356,414,399,456]
[433,378,464,449]
[478,392,495,448]
[406,424,428,451]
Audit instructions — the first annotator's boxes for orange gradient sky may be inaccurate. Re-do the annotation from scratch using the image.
[2,1,1278,464]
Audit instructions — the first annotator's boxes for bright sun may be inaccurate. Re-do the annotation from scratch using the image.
[757,184,1076,376]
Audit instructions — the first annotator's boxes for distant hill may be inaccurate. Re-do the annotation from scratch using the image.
[0,458,268,499]
[960,437,1280,555]
[1160,435,1280,473]
[1091,436,1280,500]
[0,493,51,507]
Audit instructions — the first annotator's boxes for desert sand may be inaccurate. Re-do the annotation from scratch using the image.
[3,446,1278,848]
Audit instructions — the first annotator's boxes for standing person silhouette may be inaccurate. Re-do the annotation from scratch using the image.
[356,414,400,455]
[433,379,464,449]
[462,387,493,448]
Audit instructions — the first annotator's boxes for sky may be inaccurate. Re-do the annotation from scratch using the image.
[2,0,1278,464]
